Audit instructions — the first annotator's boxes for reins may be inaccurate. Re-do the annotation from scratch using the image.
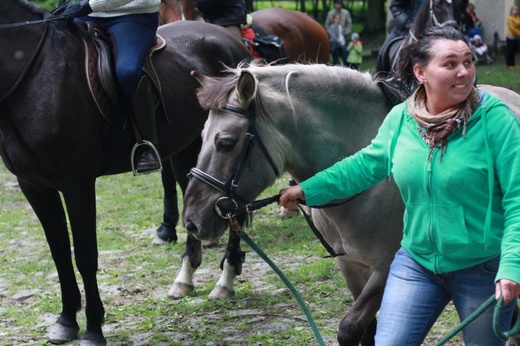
[0,15,64,30]
[227,214,327,346]
[435,295,520,345]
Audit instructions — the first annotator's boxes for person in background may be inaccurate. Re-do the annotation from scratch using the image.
[195,0,247,41]
[325,0,352,61]
[279,25,520,345]
[462,2,482,37]
[328,13,347,65]
[506,5,520,69]
[346,32,363,70]
[63,0,162,175]
[377,0,424,72]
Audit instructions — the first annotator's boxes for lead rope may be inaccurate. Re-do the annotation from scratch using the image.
[435,295,520,345]
[228,215,326,346]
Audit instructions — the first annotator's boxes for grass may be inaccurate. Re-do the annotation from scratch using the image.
[0,168,463,345]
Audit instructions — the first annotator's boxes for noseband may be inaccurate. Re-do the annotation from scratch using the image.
[188,102,280,219]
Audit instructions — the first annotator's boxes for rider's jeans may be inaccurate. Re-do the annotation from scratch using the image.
[375,248,516,346]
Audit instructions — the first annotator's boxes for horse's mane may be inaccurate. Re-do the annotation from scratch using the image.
[413,0,432,35]
[197,62,407,114]
[13,0,46,14]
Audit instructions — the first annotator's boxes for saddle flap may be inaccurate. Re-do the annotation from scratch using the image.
[76,23,167,123]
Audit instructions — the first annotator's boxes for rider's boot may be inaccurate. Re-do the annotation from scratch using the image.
[130,75,162,175]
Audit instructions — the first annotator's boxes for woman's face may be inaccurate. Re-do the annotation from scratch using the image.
[413,39,475,114]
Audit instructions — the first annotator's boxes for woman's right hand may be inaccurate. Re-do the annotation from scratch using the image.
[278,185,305,211]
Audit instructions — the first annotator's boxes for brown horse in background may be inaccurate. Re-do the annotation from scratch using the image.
[159,0,330,64]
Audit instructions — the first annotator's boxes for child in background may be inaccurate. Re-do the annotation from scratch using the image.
[347,32,363,70]
[328,13,347,65]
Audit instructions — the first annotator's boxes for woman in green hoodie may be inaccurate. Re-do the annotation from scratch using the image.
[279,25,520,345]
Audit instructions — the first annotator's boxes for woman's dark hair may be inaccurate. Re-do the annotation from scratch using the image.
[394,26,469,87]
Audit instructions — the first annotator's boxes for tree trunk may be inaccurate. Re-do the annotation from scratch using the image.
[365,0,386,33]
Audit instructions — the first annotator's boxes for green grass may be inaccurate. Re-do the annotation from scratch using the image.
[0,163,467,345]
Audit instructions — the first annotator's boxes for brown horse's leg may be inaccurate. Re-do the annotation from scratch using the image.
[62,180,106,345]
[17,180,82,343]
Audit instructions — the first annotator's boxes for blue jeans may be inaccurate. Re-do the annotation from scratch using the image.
[375,248,516,346]
[79,13,158,96]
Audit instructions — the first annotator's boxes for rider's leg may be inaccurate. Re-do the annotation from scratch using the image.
[103,13,161,173]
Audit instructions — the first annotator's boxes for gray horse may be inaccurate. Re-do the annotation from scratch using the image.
[181,63,520,345]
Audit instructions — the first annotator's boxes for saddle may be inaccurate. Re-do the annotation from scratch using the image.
[241,22,287,64]
[377,35,405,75]
[75,22,167,122]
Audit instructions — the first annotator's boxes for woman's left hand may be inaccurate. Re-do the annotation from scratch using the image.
[496,279,520,304]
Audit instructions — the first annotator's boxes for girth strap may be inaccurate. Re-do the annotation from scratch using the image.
[298,205,345,258]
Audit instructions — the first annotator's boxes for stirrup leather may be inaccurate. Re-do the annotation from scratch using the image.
[131,140,162,176]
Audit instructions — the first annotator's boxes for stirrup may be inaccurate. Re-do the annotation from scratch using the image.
[131,140,162,176]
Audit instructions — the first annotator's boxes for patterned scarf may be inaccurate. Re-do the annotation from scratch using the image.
[408,85,479,160]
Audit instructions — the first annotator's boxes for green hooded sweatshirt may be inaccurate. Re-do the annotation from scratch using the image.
[300,92,520,284]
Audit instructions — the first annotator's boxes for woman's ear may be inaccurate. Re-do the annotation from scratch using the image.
[413,64,427,84]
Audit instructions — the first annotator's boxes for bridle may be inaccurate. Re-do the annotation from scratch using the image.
[188,102,281,219]
[429,0,456,28]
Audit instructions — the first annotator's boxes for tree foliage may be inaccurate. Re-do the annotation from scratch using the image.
[28,0,387,34]
[30,0,60,10]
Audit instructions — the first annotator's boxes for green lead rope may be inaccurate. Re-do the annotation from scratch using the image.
[230,218,326,346]
[436,295,520,345]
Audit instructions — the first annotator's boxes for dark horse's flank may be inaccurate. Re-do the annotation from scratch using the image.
[0,1,250,344]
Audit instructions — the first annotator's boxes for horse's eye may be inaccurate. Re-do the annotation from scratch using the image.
[216,138,237,152]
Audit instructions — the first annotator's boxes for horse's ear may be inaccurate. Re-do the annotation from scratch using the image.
[191,70,215,87]
[236,71,256,106]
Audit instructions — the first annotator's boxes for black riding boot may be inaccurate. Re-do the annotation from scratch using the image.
[130,75,162,175]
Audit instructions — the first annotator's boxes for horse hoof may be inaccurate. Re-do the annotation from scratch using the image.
[167,282,194,300]
[151,235,168,245]
[208,285,234,299]
[80,337,107,346]
[152,223,178,245]
[278,206,298,219]
[48,323,79,344]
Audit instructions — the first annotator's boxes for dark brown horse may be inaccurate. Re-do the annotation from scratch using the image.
[0,1,251,345]
[154,4,329,246]
[377,0,469,75]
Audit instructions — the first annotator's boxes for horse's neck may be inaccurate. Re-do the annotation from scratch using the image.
[276,92,390,182]
[4,1,42,22]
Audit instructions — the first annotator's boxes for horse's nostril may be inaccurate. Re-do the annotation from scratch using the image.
[184,219,197,233]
